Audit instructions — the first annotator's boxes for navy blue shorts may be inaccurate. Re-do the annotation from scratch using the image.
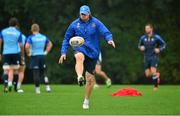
[84,55,97,74]
[3,53,21,67]
[74,52,97,74]
[29,55,46,69]
[144,56,159,69]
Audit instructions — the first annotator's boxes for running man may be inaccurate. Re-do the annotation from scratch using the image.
[25,24,52,94]
[94,52,111,88]
[138,23,166,91]
[14,33,26,93]
[0,17,24,92]
[59,5,115,109]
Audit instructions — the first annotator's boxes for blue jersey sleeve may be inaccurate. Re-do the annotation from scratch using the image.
[26,36,33,45]
[60,23,75,54]
[138,35,145,49]
[18,33,22,43]
[96,19,113,42]
[45,37,50,44]
[22,34,26,45]
[0,31,3,40]
[24,36,29,45]
[155,35,166,52]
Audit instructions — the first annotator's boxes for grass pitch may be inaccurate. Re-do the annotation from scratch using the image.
[0,85,180,115]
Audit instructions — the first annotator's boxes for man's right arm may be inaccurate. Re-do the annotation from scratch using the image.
[25,36,32,56]
[138,36,145,51]
[60,23,75,55]
[59,23,75,64]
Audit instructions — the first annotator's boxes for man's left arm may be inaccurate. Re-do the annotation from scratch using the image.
[156,35,166,52]
[96,19,115,48]
[44,38,53,55]
[25,36,32,56]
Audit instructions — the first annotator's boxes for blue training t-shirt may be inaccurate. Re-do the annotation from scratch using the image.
[0,27,22,54]
[26,33,49,56]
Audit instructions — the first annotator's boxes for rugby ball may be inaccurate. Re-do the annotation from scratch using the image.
[69,36,84,47]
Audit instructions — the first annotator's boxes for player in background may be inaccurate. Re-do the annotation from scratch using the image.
[138,23,166,91]
[93,52,111,89]
[25,24,52,94]
[13,32,26,93]
[0,17,24,92]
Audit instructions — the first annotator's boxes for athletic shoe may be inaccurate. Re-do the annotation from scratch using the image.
[46,86,51,92]
[83,102,89,109]
[78,76,85,86]
[17,89,24,93]
[4,87,8,93]
[106,79,112,88]
[35,87,41,94]
[93,84,99,89]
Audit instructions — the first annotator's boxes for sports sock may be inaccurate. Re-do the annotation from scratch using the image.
[13,74,18,91]
[152,74,158,87]
[3,74,8,88]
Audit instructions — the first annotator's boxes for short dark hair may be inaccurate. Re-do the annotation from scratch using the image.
[9,17,19,26]
[145,23,153,28]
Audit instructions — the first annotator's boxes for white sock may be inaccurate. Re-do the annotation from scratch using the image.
[46,85,50,89]
[44,76,49,83]
[36,87,40,91]
[78,75,83,78]
[17,82,21,90]
[84,99,89,104]
[8,81,12,86]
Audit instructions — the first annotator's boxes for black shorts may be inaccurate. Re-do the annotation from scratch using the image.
[3,53,21,69]
[144,56,159,69]
[74,52,97,74]
[84,55,97,74]
[29,55,46,69]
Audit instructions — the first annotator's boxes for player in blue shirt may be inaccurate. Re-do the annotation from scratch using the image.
[13,33,27,93]
[0,17,24,92]
[138,24,166,91]
[93,52,112,89]
[25,24,53,94]
[59,5,115,109]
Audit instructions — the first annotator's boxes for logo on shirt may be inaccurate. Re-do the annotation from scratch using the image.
[151,38,154,41]
[6,31,17,36]
[92,23,96,28]
[35,37,46,42]
[77,23,80,29]
[145,38,147,42]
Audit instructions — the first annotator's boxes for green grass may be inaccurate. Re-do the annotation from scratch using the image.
[0,85,180,115]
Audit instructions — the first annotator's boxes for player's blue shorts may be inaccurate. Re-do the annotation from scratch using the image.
[144,56,159,69]
[84,55,97,74]
[29,55,46,69]
[3,53,21,69]
[74,52,97,74]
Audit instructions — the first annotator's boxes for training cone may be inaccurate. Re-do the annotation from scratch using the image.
[111,87,142,96]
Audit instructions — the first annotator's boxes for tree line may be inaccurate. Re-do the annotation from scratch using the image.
[0,0,179,84]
